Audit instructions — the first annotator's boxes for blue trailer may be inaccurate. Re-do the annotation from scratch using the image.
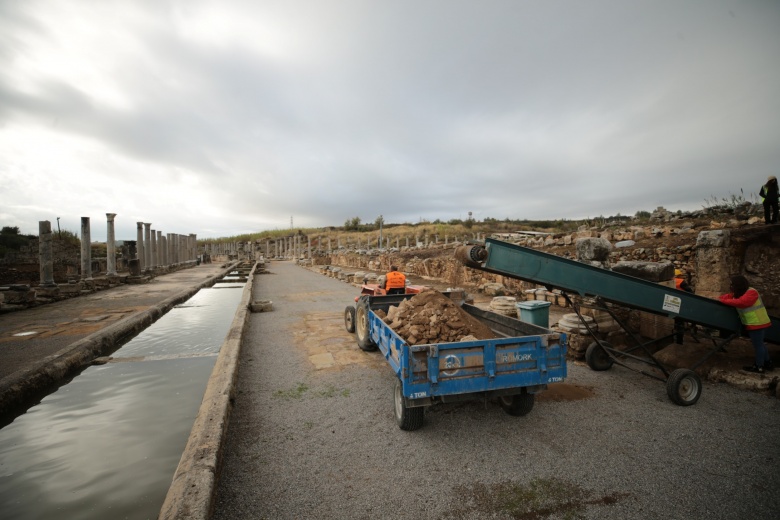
[349,291,567,430]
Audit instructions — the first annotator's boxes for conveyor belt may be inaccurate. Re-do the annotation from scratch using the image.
[458,238,779,344]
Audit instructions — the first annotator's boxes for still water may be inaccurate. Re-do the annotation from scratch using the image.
[0,286,244,520]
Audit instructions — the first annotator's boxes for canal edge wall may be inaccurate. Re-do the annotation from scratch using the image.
[158,261,256,520]
[0,263,238,424]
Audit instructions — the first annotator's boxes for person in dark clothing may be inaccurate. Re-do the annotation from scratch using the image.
[759,175,779,224]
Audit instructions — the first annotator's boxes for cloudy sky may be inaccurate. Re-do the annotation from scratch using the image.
[1,1,779,241]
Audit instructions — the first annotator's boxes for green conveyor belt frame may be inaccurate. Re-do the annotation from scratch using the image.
[458,238,779,405]
[475,238,779,343]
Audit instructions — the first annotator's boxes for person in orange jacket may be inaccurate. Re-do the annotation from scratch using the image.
[383,265,407,295]
[719,275,773,373]
[674,269,693,293]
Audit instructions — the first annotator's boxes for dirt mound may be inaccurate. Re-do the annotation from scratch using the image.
[382,289,497,345]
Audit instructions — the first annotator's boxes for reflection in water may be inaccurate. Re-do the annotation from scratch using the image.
[0,286,244,520]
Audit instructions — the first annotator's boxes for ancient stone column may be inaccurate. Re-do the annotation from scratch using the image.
[396,237,400,248]
[105,213,117,276]
[406,237,410,248]
[190,234,197,261]
[38,220,57,287]
[161,233,168,267]
[136,222,145,271]
[80,217,92,280]
[150,228,158,269]
[156,231,163,267]
[143,223,152,271]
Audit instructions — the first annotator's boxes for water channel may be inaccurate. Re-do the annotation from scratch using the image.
[0,279,245,520]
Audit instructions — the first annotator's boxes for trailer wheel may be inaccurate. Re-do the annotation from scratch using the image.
[498,390,535,417]
[344,306,356,333]
[585,341,614,371]
[355,299,377,351]
[394,378,424,431]
[666,369,702,406]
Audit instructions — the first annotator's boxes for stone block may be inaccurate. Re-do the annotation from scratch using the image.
[249,300,274,312]
[638,311,674,341]
[611,261,674,282]
[696,229,730,248]
[575,238,612,262]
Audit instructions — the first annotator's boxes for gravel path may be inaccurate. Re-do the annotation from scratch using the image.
[212,261,780,520]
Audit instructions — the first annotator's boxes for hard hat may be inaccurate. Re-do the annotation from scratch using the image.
[675,269,683,277]
[769,175,777,181]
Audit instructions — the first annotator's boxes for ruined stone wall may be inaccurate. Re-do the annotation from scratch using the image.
[324,224,778,314]
[0,239,82,285]
[0,238,141,286]
[695,228,779,315]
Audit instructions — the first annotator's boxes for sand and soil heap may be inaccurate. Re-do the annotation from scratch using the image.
[380,288,497,345]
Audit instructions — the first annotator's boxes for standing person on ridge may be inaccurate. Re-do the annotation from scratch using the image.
[383,265,407,295]
[759,175,779,224]
[719,275,773,373]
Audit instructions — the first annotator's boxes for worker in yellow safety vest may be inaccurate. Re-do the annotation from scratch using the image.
[383,266,407,295]
[719,275,773,373]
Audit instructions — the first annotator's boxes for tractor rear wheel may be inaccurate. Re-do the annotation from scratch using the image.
[355,298,377,351]
[344,306,356,333]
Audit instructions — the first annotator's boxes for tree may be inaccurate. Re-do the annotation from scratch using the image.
[374,215,384,229]
[344,216,362,231]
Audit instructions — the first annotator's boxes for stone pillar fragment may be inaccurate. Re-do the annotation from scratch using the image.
[81,217,92,280]
[106,213,117,276]
[156,231,163,267]
[136,222,145,271]
[144,223,152,272]
[150,228,157,269]
[39,220,57,287]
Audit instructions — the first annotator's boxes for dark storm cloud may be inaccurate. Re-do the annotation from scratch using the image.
[1,0,779,238]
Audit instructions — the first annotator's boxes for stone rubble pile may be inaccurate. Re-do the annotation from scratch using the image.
[380,289,496,346]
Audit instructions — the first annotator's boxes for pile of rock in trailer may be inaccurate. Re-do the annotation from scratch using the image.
[376,289,497,346]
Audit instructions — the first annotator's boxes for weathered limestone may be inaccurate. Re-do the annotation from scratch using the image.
[106,213,117,276]
[80,217,92,281]
[151,228,158,269]
[695,230,737,299]
[160,232,167,267]
[143,223,152,272]
[575,237,612,268]
[136,222,145,271]
[612,261,675,282]
[38,220,57,287]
